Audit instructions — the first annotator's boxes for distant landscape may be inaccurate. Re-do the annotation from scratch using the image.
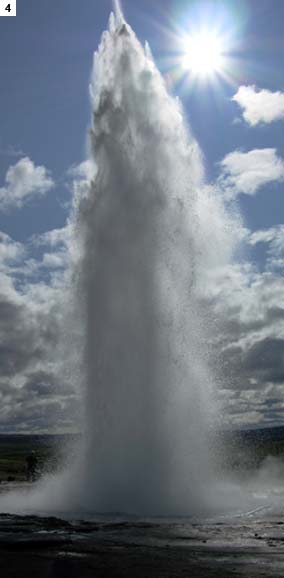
[0,427,284,484]
[0,434,79,483]
[220,425,284,473]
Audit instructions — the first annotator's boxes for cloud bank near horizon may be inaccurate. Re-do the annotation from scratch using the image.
[0,149,283,432]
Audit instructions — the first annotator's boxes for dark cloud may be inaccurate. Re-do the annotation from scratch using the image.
[243,338,284,385]
[24,371,58,396]
[219,337,284,391]
[0,298,40,377]
[0,252,80,432]
[0,290,60,378]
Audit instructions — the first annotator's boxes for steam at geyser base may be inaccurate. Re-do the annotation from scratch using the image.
[0,4,254,518]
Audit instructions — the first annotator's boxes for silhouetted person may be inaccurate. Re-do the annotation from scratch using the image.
[26,451,38,482]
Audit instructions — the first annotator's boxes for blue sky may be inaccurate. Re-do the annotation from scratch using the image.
[0,0,284,432]
[1,1,284,236]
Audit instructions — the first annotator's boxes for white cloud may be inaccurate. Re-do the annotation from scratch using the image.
[67,159,96,204]
[0,156,54,210]
[203,259,284,427]
[232,85,284,126]
[67,159,96,181]
[249,225,284,271]
[32,226,70,248]
[0,232,25,265]
[0,224,82,433]
[0,261,80,433]
[218,148,284,198]
[1,221,284,431]
[1,167,284,432]
[41,251,67,269]
[249,225,284,251]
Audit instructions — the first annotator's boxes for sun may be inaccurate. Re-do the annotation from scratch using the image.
[182,32,224,77]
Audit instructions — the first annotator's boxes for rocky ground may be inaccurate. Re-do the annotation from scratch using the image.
[0,509,284,577]
[1,434,284,575]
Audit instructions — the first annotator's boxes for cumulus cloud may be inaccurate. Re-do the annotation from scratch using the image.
[0,267,81,433]
[41,252,67,269]
[68,160,96,181]
[31,225,72,275]
[0,156,54,210]
[204,260,284,427]
[0,221,83,433]
[249,225,284,270]
[0,284,45,377]
[1,231,284,432]
[249,226,284,247]
[32,226,70,249]
[243,338,284,385]
[0,232,26,266]
[0,156,284,432]
[67,159,96,204]
[232,85,284,126]
[218,148,284,198]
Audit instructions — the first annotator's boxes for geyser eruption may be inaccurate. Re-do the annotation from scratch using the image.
[71,6,224,516]
[0,5,240,517]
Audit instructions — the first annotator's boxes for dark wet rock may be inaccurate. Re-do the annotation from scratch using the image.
[0,533,73,550]
[1,514,284,577]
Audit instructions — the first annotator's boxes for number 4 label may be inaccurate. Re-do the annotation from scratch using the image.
[0,0,16,16]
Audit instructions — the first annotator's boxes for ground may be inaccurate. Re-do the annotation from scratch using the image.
[0,432,284,576]
[0,510,284,577]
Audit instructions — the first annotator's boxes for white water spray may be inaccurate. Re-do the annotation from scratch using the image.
[0,6,242,516]
[69,6,228,515]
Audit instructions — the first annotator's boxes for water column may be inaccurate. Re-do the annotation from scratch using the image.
[73,7,216,515]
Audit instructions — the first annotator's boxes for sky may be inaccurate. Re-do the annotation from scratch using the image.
[0,0,284,432]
